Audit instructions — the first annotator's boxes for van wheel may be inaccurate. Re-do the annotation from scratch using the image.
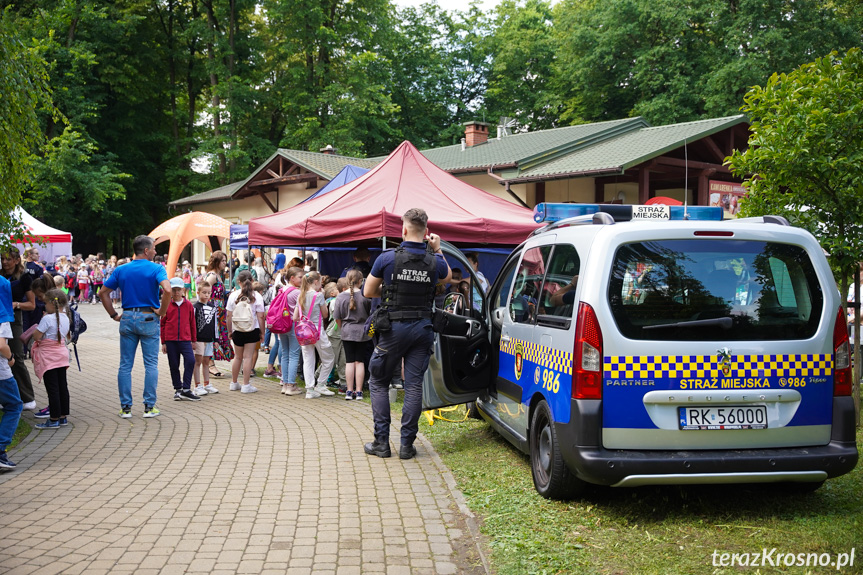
[529,400,584,499]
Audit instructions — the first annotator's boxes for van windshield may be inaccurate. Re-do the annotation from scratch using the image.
[608,240,824,341]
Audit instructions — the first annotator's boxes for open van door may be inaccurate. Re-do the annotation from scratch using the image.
[422,241,493,410]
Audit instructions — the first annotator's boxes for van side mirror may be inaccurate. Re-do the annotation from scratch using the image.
[443,292,466,315]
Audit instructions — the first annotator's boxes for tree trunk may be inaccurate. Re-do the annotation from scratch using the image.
[205,1,227,178]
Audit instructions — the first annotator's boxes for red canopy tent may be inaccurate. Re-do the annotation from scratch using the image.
[249,141,540,247]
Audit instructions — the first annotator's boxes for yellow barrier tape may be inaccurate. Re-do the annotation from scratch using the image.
[422,404,470,426]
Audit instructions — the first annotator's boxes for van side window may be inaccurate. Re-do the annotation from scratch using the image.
[508,246,551,325]
[537,244,580,328]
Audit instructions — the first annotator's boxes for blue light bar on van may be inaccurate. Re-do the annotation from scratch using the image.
[533,203,724,223]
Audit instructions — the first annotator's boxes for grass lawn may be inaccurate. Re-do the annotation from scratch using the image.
[419,411,863,575]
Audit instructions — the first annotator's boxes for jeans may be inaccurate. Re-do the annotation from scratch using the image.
[0,376,23,452]
[264,327,273,348]
[269,332,281,366]
[118,310,161,408]
[165,340,195,390]
[369,319,435,446]
[278,331,300,384]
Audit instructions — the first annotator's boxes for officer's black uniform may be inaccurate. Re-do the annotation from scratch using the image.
[364,242,447,458]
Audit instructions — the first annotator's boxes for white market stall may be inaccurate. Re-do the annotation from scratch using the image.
[12,207,73,263]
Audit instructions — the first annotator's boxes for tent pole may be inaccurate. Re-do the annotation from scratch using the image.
[382,236,386,251]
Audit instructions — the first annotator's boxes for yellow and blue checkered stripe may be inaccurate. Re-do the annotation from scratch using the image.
[501,338,573,374]
[604,354,832,379]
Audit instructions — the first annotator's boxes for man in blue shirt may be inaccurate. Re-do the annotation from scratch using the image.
[100,236,171,419]
[363,208,451,459]
[272,249,286,273]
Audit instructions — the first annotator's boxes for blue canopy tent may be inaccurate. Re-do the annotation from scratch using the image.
[301,165,370,204]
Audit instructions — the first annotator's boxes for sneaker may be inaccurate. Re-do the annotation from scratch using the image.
[203,384,219,394]
[229,382,241,391]
[263,368,279,379]
[356,391,363,401]
[174,391,182,401]
[392,380,404,390]
[22,401,37,411]
[35,420,61,430]
[194,386,208,396]
[0,451,16,469]
[285,384,303,396]
[119,407,132,419]
[178,389,201,401]
[316,386,335,396]
[364,441,392,458]
[241,384,258,394]
[345,391,353,401]
[34,407,51,419]
[305,389,321,399]
[143,407,161,418]
[58,417,68,426]
[399,444,418,460]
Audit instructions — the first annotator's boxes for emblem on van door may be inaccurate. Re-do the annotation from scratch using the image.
[514,342,524,380]
[717,347,732,376]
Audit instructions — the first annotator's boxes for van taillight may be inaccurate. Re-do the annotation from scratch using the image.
[574,302,603,399]
[833,306,852,396]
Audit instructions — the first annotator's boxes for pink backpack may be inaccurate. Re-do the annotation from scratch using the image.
[294,293,322,346]
[266,286,297,334]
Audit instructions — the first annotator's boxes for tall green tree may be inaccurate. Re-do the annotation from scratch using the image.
[0,8,53,251]
[728,47,863,294]
[484,0,558,131]
[554,0,860,125]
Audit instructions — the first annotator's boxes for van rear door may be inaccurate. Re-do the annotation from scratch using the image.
[599,234,835,450]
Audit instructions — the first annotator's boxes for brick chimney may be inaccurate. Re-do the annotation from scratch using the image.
[463,121,490,147]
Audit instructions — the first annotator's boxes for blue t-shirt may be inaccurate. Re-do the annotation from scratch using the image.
[0,275,12,324]
[369,242,449,287]
[103,259,168,309]
[273,253,286,272]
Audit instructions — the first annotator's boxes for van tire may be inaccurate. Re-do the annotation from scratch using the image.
[529,400,584,499]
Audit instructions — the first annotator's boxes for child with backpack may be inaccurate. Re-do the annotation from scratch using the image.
[261,280,281,379]
[270,267,303,395]
[161,277,199,402]
[293,271,335,399]
[333,269,372,400]
[31,289,72,429]
[226,270,265,394]
[316,280,346,392]
[192,281,219,396]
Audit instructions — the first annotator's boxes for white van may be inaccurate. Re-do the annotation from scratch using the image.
[426,204,858,499]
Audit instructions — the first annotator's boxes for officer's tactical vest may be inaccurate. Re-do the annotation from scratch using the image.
[381,246,437,321]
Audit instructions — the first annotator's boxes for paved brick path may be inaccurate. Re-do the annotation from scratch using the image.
[0,305,487,574]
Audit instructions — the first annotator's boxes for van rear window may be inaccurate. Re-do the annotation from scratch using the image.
[608,240,824,341]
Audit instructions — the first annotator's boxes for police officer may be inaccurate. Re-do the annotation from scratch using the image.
[362,208,451,459]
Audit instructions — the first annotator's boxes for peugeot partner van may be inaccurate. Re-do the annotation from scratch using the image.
[426,203,858,499]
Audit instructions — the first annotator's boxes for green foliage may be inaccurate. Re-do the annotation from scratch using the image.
[728,47,863,290]
[0,8,54,251]
[553,0,861,125]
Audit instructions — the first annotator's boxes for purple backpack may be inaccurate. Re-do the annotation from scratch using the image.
[294,293,322,346]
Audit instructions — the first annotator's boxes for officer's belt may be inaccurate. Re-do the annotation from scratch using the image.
[388,310,433,321]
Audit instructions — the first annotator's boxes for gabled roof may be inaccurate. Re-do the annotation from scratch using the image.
[169,150,378,207]
[170,180,245,207]
[508,115,748,181]
[419,117,646,172]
